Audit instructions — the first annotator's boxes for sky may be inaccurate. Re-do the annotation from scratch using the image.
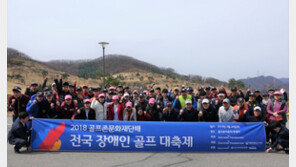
[7,0,289,81]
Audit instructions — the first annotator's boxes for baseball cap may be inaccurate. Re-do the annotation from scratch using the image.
[83,99,91,104]
[43,87,50,91]
[149,98,156,104]
[126,102,132,107]
[45,91,53,97]
[139,93,145,98]
[124,93,130,97]
[155,87,161,90]
[112,95,119,100]
[92,87,99,91]
[237,97,244,103]
[211,87,217,91]
[133,90,138,94]
[262,92,269,97]
[36,92,44,97]
[274,91,282,95]
[98,93,105,98]
[88,87,93,92]
[103,89,108,93]
[167,102,173,107]
[109,86,116,90]
[30,82,38,86]
[62,82,69,86]
[69,84,74,88]
[231,87,237,91]
[118,85,122,88]
[222,98,230,103]
[254,106,261,111]
[249,92,255,97]
[255,89,260,93]
[82,84,88,88]
[218,93,225,97]
[76,86,82,91]
[187,87,193,92]
[202,99,210,104]
[51,83,57,87]
[12,86,21,92]
[205,87,211,90]
[149,89,155,93]
[65,95,72,100]
[181,88,187,92]
[185,99,192,104]
[268,89,275,93]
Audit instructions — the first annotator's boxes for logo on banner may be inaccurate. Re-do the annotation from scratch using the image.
[37,122,66,151]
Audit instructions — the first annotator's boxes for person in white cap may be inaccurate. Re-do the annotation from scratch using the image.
[122,93,131,105]
[243,106,265,122]
[91,93,108,120]
[178,99,198,122]
[218,98,238,122]
[199,99,218,122]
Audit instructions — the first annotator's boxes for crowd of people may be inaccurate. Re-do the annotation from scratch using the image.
[7,76,289,154]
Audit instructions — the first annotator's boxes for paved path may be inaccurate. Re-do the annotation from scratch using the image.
[7,117,288,167]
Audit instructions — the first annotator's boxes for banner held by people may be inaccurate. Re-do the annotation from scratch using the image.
[31,119,266,152]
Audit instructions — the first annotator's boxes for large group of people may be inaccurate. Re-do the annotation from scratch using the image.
[7,76,289,154]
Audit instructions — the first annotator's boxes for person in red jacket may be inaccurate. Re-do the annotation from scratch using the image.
[233,97,249,122]
[108,95,125,121]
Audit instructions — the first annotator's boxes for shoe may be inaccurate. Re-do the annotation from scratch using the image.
[14,146,20,153]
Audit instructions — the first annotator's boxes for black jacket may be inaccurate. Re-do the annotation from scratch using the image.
[74,107,96,120]
[248,101,260,116]
[228,94,240,106]
[178,107,198,122]
[270,125,289,149]
[200,105,218,122]
[136,100,148,111]
[7,118,28,143]
[162,108,179,121]
[146,104,162,121]
[25,88,38,98]
[255,96,263,104]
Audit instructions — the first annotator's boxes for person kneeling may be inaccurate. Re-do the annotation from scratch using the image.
[266,121,289,154]
[7,112,32,153]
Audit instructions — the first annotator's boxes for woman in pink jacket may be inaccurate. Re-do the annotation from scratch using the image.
[266,91,287,124]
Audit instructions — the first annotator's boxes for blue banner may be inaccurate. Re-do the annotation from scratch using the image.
[31,119,266,152]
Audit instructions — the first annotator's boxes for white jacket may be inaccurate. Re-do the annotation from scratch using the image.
[91,99,108,120]
[123,108,137,121]
[218,106,238,122]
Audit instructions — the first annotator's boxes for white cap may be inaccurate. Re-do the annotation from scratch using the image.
[218,93,225,97]
[185,99,192,104]
[202,99,210,104]
[254,106,261,111]
[123,93,130,97]
[222,98,230,103]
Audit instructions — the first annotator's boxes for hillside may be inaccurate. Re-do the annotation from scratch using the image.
[46,55,179,79]
[7,48,228,94]
[239,76,289,91]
